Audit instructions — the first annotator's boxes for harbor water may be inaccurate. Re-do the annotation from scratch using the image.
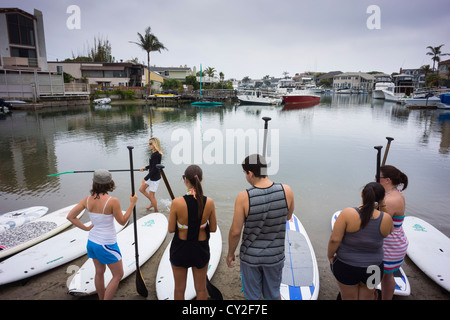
[1,94,449,299]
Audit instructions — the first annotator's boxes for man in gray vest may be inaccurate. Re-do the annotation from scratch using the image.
[226,154,294,300]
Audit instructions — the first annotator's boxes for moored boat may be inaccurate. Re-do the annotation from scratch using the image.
[404,93,440,108]
[437,94,450,109]
[282,93,320,105]
[93,97,111,105]
[237,90,281,105]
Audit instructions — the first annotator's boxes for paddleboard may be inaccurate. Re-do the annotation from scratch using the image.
[0,207,48,233]
[0,216,126,286]
[281,214,319,300]
[156,225,222,300]
[0,205,79,259]
[68,212,168,296]
[331,210,411,296]
[403,216,450,292]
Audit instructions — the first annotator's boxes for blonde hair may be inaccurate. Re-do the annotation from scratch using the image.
[150,137,163,155]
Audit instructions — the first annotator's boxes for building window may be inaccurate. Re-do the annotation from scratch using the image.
[7,13,35,46]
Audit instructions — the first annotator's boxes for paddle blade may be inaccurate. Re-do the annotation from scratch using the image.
[206,277,223,300]
[47,171,75,177]
[136,269,148,298]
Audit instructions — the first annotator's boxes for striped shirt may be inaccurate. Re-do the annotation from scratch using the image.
[383,215,408,273]
[240,183,289,267]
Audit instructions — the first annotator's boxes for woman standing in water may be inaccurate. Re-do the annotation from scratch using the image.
[67,169,137,300]
[140,137,162,211]
[379,165,409,300]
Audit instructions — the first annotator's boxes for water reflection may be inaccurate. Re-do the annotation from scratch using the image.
[0,99,449,239]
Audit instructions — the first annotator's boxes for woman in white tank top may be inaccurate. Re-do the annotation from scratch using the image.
[67,169,138,300]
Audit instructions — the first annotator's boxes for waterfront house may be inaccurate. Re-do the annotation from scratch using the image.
[333,72,375,91]
[149,65,192,81]
[0,7,68,100]
[399,68,425,88]
[48,61,145,88]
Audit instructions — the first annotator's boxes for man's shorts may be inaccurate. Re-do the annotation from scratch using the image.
[87,240,122,265]
[240,262,283,300]
[145,178,161,192]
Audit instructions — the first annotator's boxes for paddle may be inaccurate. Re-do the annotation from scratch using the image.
[382,137,394,166]
[156,164,223,300]
[127,146,149,298]
[47,169,139,177]
[374,146,383,183]
[262,117,272,157]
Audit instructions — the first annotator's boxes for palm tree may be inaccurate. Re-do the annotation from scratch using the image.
[130,27,167,94]
[426,44,449,72]
[205,66,216,84]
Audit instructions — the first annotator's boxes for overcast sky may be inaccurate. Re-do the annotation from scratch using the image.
[4,0,450,79]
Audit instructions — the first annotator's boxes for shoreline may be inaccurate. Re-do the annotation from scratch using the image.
[0,218,449,301]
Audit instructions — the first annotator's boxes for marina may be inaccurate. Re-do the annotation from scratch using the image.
[0,93,449,300]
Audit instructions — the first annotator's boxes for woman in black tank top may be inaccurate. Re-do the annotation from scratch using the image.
[168,165,217,300]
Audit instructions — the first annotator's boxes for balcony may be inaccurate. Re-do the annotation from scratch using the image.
[2,57,39,68]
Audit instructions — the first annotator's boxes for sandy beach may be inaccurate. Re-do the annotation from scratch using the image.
[0,223,449,301]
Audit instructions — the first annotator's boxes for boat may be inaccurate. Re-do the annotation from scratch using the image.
[93,97,111,105]
[190,64,223,107]
[404,93,440,108]
[335,88,353,94]
[383,86,414,103]
[282,94,320,105]
[437,94,450,109]
[237,90,281,105]
[373,81,394,99]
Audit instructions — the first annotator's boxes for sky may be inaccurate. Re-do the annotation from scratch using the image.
[3,0,450,80]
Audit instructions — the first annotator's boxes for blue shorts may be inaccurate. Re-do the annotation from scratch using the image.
[87,240,122,265]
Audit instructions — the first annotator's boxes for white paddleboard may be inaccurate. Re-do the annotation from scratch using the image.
[403,216,450,292]
[156,225,222,300]
[0,205,79,259]
[281,214,319,300]
[0,206,48,233]
[331,210,411,296]
[68,212,168,296]
[0,216,126,286]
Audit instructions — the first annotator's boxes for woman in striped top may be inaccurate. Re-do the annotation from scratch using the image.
[379,165,409,300]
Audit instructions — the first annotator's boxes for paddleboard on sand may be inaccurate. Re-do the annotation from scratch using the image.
[0,215,126,286]
[331,210,411,296]
[156,225,222,300]
[0,206,48,233]
[0,205,79,259]
[281,214,319,300]
[403,216,450,292]
[68,213,168,296]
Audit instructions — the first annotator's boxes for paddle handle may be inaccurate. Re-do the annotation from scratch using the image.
[156,164,175,200]
[262,117,271,157]
[382,137,394,166]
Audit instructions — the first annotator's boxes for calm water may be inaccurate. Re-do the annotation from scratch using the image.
[1,95,450,263]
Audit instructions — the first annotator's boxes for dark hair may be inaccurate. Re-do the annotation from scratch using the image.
[242,154,268,178]
[360,182,385,229]
[90,181,116,199]
[184,165,204,218]
[380,165,408,191]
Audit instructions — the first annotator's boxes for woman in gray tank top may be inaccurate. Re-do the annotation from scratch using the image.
[327,182,393,300]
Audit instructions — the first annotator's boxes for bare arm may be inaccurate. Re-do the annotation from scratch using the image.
[66,197,93,232]
[226,191,247,268]
[112,194,138,226]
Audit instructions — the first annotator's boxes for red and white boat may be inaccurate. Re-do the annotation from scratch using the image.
[282,94,320,105]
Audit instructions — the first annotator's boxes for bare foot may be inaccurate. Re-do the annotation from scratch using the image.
[146,204,153,210]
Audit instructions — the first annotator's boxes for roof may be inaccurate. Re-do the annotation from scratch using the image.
[81,66,124,71]
[0,8,36,20]
[334,72,375,80]
[149,66,191,72]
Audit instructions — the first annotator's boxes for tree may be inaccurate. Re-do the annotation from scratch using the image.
[89,36,113,62]
[130,27,168,94]
[426,44,449,72]
[204,66,216,82]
